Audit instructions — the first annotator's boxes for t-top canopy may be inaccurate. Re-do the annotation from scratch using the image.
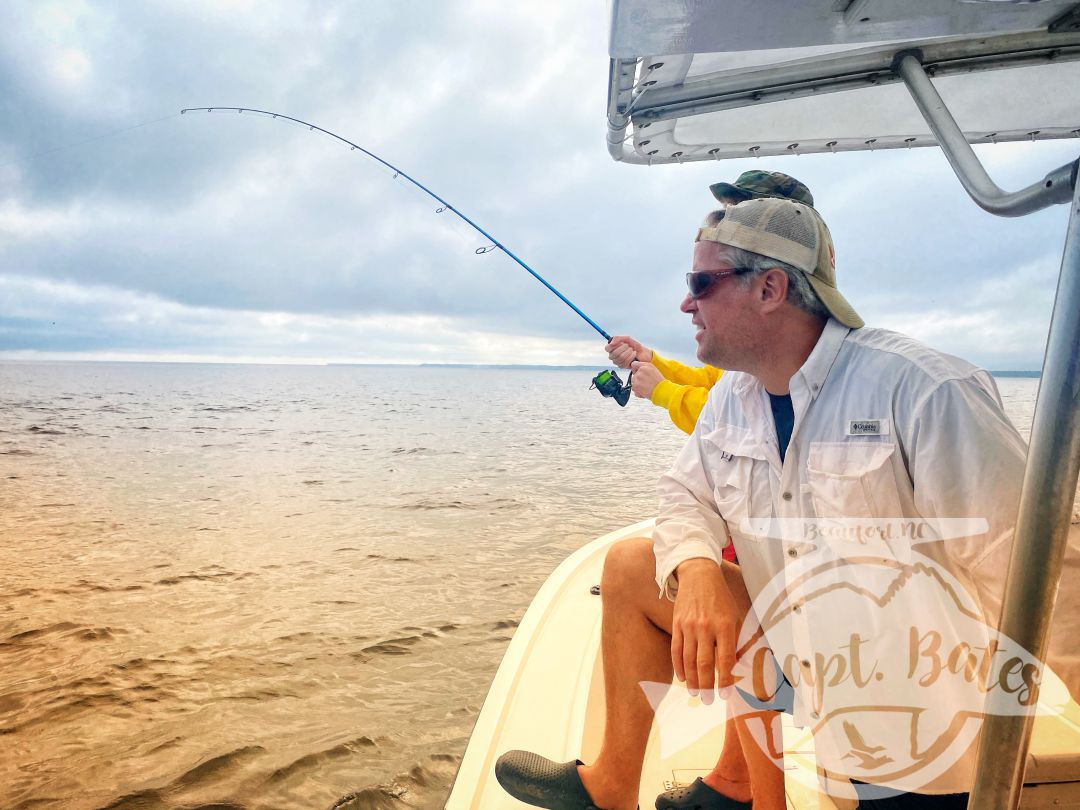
[607,0,1080,164]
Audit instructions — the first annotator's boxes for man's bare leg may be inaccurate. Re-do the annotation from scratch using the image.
[732,704,786,808]
[577,538,677,810]
[578,538,785,810]
[700,717,752,803]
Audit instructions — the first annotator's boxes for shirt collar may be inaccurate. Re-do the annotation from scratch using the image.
[796,318,850,401]
[730,318,851,402]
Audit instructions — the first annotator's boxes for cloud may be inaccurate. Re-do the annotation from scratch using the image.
[873,255,1059,368]
[0,2,1076,366]
[0,272,602,364]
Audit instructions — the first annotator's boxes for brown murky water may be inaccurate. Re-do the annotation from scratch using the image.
[0,364,1051,809]
[0,362,686,810]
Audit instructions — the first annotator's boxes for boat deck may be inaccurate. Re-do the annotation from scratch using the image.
[446,522,1080,810]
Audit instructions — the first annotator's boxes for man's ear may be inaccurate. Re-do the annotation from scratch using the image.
[759,268,789,313]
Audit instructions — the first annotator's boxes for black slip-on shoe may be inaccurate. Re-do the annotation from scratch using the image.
[495,751,598,810]
[654,777,751,810]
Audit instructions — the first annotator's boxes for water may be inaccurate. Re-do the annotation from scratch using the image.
[0,363,685,810]
[0,364,1057,810]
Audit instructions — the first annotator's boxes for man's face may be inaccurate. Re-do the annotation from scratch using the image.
[680,240,754,369]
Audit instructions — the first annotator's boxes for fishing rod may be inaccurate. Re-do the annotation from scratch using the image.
[180,107,632,406]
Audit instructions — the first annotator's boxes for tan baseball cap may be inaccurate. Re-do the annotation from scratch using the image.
[695,197,863,329]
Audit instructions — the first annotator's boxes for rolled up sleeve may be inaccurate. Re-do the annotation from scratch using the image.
[653,430,731,600]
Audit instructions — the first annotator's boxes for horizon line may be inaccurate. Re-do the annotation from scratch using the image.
[0,357,1044,376]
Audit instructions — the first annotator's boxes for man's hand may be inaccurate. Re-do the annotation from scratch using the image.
[671,558,739,692]
[629,360,663,399]
[606,335,652,368]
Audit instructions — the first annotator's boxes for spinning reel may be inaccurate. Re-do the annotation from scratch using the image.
[590,368,632,407]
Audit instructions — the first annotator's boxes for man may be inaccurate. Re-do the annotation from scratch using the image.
[602,175,823,808]
[606,170,818,435]
[496,197,1079,808]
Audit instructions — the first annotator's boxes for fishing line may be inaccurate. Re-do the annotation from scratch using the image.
[0,113,183,171]
[179,107,611,342]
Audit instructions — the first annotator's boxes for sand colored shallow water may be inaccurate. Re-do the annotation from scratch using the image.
[0,363,1056,809]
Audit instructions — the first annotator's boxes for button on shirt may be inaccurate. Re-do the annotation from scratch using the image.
[652,318,1080,794]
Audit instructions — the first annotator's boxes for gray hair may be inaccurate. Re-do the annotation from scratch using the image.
[700,209,828,319]
[703,209,725,228]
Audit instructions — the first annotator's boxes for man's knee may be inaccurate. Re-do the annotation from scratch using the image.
[601,537,656,599]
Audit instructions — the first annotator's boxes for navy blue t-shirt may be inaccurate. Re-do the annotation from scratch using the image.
[769,392,794,463]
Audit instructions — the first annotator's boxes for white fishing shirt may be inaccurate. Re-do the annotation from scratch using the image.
[653,318,1080,794]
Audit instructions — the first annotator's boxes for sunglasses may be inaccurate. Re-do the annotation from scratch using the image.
[685,267,753,299]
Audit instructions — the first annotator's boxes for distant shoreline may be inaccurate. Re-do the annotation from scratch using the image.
[0,358,1043,376]
[334,363,1043,377]
[336,363,603,371]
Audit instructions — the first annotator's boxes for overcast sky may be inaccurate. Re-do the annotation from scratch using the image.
[1,1,1076,370]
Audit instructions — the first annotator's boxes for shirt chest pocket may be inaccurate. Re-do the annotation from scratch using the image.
[703,424,769,537]
[806,441,903,519]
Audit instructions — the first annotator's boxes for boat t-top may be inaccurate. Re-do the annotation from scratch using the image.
[448,2,1080,808]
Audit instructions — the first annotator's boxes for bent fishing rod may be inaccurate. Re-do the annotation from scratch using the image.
[180,107,632,406]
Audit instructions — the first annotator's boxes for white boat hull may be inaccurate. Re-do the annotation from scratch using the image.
[447,523,1080,809]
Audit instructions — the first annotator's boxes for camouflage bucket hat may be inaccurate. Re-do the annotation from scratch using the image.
[710,170,815,208]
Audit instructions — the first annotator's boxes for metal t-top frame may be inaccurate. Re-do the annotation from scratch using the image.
[894,50,1080,810]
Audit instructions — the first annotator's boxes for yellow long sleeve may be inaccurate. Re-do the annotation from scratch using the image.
[648,351,724,434]
[650,351,723,388]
